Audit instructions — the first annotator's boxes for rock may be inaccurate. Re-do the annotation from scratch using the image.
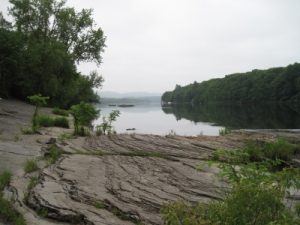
[46,138,56,145]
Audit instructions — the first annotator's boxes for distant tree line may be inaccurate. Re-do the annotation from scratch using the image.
[0,0,105,108]
[162,63,300,104]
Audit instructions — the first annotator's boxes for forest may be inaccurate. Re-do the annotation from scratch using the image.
[162,63,300,104]
[0,0,105,108]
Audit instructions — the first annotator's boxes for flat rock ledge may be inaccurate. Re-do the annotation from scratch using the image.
[26,131,300,225]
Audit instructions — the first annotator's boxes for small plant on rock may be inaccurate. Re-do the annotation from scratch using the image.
[96,110,120,135]
[70,102,99,136]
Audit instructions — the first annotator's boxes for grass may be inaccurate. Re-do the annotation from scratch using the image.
[36,114,69,128]
[58,132,74,141]
[0,171,26,225]
[52,107,69,117]
[94,201,105,209]
[36,208,48,218]
[0,197,26,225]
[21,127,35,135]
[24,159,39,174]
[24,176,39,203]
[243,139,299,162]
[46,145,63,164]
[0,171,12,191]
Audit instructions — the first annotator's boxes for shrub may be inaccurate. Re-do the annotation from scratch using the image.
[52,107,69,116]
[70,102,99,136]
[24,159,39,173]
[242,139,299,163]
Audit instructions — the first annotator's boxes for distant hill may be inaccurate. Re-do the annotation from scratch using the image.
[162,63,300,104]
[98,91,161,99]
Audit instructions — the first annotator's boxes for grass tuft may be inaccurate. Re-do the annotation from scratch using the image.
[0,171,12,191]
[36,114,69,128]
[24,159,39,174]
[52,107,69,117]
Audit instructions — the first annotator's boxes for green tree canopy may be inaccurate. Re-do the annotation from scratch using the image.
[0,0,105,108]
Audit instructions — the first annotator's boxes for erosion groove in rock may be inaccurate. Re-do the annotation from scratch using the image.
[28,152,225,225]
[25,131,300,225]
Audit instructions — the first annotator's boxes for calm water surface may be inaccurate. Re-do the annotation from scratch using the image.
[94,103,300,136]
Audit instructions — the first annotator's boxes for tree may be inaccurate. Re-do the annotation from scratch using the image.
[70,102,99,136]
[0,0,105,107]
[8,0,106,64]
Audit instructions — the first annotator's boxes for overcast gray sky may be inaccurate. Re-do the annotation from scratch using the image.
[1,0,300,93]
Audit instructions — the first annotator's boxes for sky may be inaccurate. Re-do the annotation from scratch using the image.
[1,0,300,94]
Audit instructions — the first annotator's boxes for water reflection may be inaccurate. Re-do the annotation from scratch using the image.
[162,103,300,129]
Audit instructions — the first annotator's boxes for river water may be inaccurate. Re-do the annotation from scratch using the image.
[94,102,300,136]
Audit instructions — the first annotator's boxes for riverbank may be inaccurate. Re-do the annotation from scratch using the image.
[0,99,299,225]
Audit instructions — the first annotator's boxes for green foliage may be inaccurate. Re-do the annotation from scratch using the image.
[94,201,105,209]
[0,171,12,191]
[162,63,300,104]
[0,0,105,107]
[70,102,99,136]
[36,208,48,218]
[219,127,231,136]
[52,107,69,116]
[0,197,26,225]
[24,159,39,174]
[96,110,120,135]
[162,140,300,225]
[36,114,69,128]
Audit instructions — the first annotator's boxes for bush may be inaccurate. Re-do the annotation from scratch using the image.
[52,107,69,116]
[36,114,69,128]
[24,160,39,173]
[243,139,299,163]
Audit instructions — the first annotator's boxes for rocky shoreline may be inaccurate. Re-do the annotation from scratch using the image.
[1,99,300,225]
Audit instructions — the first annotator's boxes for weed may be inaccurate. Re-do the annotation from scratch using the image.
[52,107,69,116]
[24,159,39,173]
[36,207,48,217]
[46,145,62,164]
[94,201,105,209]
[219,127,231,136]
[36,114,69,128]
[0,171,12,191]
[24,176,39,203]
[58,132,74,140]
[0,197,26,225]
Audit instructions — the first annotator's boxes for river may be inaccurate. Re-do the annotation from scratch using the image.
[94,102,300,136]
